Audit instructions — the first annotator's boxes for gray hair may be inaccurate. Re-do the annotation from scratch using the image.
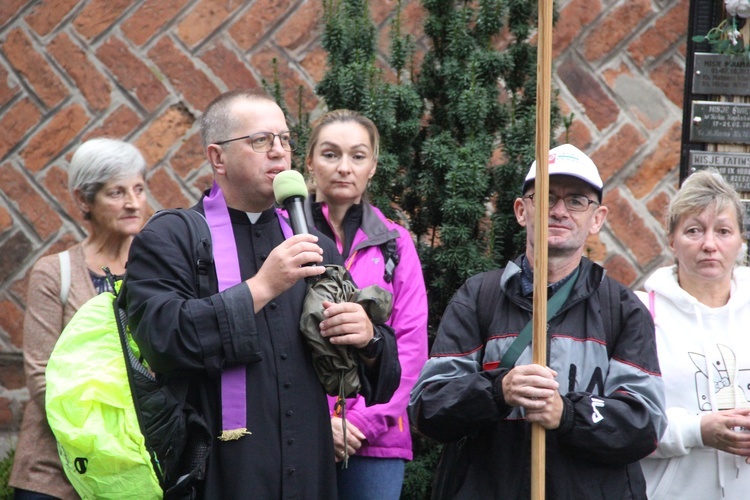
[200,89,276,149]
[667,168,744,238]
[68,138,147,206]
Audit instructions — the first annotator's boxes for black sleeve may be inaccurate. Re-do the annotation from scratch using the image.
[359,323,401,405]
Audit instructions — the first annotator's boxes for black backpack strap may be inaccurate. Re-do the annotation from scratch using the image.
[140,208,213,299]
[164,208,213,299]
[477,269,503,337]
[380,238,400,284]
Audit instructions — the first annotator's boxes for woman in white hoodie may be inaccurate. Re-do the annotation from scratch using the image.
[640,168,750,499]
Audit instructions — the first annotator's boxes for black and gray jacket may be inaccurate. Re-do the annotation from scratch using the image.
[409,256,667,499]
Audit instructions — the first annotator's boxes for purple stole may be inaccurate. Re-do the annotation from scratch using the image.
[203,182,292,441]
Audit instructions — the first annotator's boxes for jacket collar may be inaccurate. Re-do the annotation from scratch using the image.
[304,196,400,252]
[501,255,606,306]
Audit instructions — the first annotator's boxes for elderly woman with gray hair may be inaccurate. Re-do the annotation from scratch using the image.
[10,138,148,500]
[639,168,750,499]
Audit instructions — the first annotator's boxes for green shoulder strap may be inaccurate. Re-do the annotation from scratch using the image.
[499,267,580,369]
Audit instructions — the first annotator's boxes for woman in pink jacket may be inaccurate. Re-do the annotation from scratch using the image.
[304,109,429,499]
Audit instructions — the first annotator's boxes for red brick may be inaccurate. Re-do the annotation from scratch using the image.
[171,134,206,179]
[200,43,260,92]
[73,0,131,40]
[96,37,168,113]
[590,124,646,183]
[0,226,33,287]
[193,172,214,194]
[0,397,14,430]
[0,64,18,108]
[48,32,111,112]
[557,118,593,153]
[626,121,682,199]
[43,165,81,224]
[0,164,62,240]
[603,254,638,288]
[229,0,294,51]
[134,104,195,168]
[399,1,426,42]
[122,0,190,46]
[148,37,221,112]
[276,0,324,50]
[604,188,662,266]
[602,63,629,88]
[250,47,318,115]
[608,71,668,131]
[553,0,602,58]
[148,167,191,209]
[584,233,607,263]
[0,98,42,160]
[24,0,79,36]
[649,57,685,107]
[83,105,141,140]
[177,0,240,48]
[0,363,25,390]
[300,46,330,84]
[582,0,652,62]
[0,0,26,26]
[557,58,619,131]
[3,28,68,108]
[0,206,10,233]
[370,0,399,25]
[21,104,89,173]
[628,0,689,67]
[646,190,672,231]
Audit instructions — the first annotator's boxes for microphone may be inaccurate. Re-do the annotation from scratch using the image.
[273,169,310,235]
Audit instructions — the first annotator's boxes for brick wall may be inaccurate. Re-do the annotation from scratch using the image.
[0,0,687,452]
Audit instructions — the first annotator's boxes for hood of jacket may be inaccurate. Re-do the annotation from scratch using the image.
[644,265,750,314]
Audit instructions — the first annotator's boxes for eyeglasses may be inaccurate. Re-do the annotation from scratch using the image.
[214,131,298,152]
[522,193,598,212]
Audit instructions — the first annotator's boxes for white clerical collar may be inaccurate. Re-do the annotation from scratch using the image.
[246,212,262,224]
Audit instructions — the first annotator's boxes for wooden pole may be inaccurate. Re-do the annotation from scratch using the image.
[532,0,553,499]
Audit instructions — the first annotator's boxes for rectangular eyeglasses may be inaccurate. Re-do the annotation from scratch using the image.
[214,131,297,152]
[522,193,598,212]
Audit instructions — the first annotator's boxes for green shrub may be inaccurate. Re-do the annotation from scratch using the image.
[0,448,15,500]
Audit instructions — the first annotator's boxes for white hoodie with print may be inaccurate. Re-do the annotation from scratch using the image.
[639,265,750,500]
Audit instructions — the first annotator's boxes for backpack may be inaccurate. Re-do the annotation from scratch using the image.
[45,208,213,500]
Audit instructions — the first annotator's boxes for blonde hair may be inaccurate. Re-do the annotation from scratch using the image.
[305,109,380,166]
[667,168,744,238]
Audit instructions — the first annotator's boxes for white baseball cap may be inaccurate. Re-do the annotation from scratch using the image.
[523,144,603,200]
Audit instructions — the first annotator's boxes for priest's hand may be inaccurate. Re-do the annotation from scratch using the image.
[319,300,374,349]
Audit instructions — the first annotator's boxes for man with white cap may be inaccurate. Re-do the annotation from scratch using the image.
[409,144,666,499]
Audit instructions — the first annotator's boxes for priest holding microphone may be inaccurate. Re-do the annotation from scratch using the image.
[123,89,399,499]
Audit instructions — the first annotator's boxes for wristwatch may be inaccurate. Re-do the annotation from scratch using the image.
[359,330,384,359]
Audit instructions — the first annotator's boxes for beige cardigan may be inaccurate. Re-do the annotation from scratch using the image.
[9,244,95,499]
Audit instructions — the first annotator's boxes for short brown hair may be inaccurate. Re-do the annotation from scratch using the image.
[200,89,275,149]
